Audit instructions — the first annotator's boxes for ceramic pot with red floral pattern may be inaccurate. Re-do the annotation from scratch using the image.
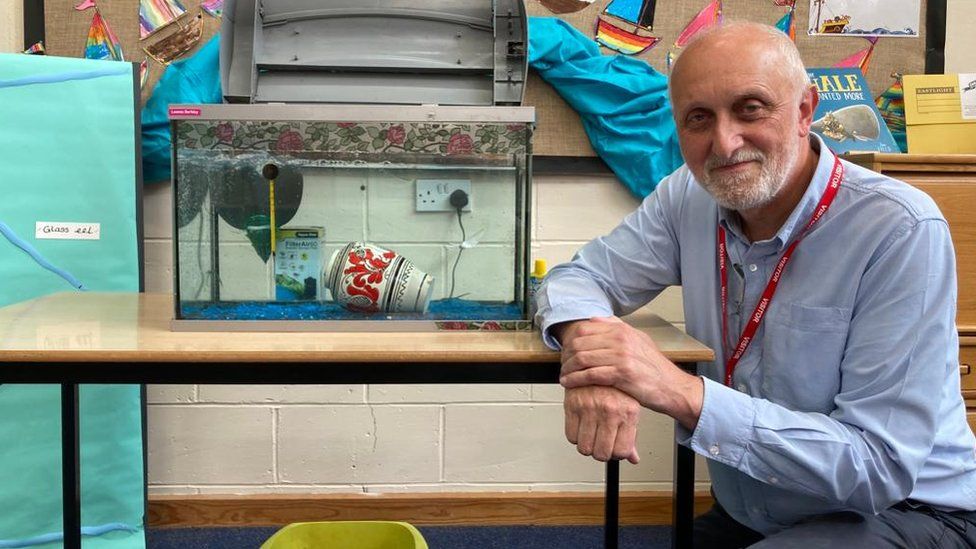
[326,242,434,314]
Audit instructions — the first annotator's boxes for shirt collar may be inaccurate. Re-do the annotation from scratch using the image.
[717,134,835,251]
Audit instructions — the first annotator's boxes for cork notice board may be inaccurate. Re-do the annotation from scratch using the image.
[42,0,220,103]
[524,0,927,156]
[41,0,926,155]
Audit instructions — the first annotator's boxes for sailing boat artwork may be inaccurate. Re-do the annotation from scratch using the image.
[539,0,595,15]
[140,0,189,39]
[773,0,797,42]
[74,0,124,61]
[666,0,722,71]
[833,36,879,73]
[595,0,661,55]
[808,0,919,37]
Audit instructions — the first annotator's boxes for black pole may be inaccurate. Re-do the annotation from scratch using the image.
[61,384,81,549]
[672,361,698,548]
[22,0,44,50]
[605,460,619,549]
[140,384,150,539]
[924,0,947,73]
[672,444,695,548]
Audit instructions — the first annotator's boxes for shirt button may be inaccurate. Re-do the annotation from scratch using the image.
[709,444,721,456]
[769,476,779,484]
[748,264,758,272]
[736,383,747,393]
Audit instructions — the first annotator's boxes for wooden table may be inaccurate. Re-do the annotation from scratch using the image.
[0,292,713,549]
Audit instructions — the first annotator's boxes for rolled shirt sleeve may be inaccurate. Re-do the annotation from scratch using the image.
[535,169,688,349]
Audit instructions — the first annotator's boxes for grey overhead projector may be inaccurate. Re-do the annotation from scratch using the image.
[219,0,528,105]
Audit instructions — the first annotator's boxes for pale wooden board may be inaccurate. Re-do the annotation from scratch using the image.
[0,293,715,363]
[526,0,927,155]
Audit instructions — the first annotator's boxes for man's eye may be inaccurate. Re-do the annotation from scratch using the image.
[686,113,708,125]
[740,103,763,116]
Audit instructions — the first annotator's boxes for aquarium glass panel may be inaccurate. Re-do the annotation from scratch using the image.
[171,105,533,330]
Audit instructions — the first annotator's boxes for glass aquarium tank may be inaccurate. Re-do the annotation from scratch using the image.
[169,104,534,331]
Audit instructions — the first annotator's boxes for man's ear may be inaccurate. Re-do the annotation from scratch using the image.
[797,83,818,137]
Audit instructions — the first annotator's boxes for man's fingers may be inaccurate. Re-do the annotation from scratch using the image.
[564,331,624,354]
[560,366,617,389]
[576,412,598,457]
[564,405,580,444]
[613,419,641,465]
[561,349,621,375]
[589,316,625,325]
[592,421,617,462]
[571,317,623,340]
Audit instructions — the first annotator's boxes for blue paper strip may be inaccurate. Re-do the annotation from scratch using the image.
[0,221,86,290]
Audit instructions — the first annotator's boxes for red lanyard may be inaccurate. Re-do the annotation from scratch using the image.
[718,157,844,386]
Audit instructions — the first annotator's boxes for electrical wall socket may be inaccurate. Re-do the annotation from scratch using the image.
[415,179,472,212]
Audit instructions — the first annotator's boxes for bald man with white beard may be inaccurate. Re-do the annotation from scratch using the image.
[536,21,976,548]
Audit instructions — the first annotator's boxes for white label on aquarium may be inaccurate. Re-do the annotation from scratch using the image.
[169,107,201,117]
[35,222,100,240]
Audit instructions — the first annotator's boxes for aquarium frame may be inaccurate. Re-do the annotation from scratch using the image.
[168,103,534,122]
[169,103,535,331]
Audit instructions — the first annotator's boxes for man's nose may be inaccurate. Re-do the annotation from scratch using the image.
[711,116,745,159]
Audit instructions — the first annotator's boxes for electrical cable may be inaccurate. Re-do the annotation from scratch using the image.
[447,189,469,299]
[448,207,466,299]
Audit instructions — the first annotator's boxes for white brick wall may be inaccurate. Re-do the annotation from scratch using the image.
[144,173,705,495]
[174,166,520,303]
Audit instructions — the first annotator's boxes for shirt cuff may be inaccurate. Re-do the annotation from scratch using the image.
[537,305,612,351]
[687,377,757,468]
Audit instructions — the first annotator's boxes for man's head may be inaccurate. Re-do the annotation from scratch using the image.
[669,21,817,211]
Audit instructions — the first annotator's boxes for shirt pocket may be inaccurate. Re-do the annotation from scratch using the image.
[761,302,851,414]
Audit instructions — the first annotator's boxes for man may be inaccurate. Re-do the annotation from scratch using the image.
[535,21,976,548]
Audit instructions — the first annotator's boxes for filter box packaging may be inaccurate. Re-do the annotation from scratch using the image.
[274,227,326,301]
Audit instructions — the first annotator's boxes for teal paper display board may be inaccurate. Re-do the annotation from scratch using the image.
[0,54,145,548]
[0,54,141,303]
[0,386,146,549]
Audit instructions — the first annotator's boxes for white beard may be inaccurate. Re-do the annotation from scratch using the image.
[698,145,797,211]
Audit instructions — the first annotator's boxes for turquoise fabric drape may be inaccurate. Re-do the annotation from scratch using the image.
[141,34,223,183]
[528,16,683,198]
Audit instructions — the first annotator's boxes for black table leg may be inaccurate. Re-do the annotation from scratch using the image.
[605,459,619,549]
[672,441,695,549]
[62,383,81,549]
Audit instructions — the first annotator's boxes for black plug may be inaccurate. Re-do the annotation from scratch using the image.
[449,189,469,210]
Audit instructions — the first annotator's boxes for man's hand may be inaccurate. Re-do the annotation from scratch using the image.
[564,386,641,464]
[560,316,704,431]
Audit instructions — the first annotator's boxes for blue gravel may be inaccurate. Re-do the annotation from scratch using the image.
[179,298,524,321]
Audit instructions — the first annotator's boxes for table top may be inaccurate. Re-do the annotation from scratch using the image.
[0,293,714,364]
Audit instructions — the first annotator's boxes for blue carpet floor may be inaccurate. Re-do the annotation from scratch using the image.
[148,525,672,548]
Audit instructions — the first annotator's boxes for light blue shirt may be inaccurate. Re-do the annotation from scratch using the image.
[536,136,976,534]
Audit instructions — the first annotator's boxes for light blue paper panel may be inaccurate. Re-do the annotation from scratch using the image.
[0,386,146,549]
[0,54,139,305]
[0,54,144,549]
